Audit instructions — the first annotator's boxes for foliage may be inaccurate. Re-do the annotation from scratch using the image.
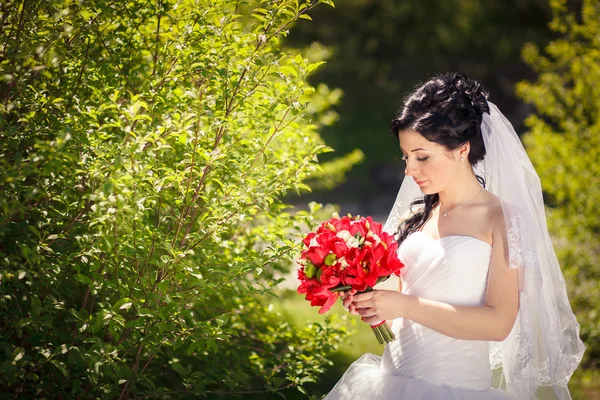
[0,0,360,398]
[517,0,600,368]
[286,0,553,201]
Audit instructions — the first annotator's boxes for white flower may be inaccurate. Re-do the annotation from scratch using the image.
[371,233,381,244]
[336,230,351,241]
[346,236,360,248]
[337,229,359,248]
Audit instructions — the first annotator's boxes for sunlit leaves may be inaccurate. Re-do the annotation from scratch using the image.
[0,0,349,397]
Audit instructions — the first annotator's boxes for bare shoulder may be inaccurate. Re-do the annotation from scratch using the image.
[481,191,508,242]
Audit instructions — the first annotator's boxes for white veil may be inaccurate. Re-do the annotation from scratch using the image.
[383,101,585,399]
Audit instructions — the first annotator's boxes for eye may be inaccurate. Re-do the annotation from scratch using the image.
[401,154,429,162]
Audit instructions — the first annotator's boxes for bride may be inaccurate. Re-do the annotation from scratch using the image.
[324,73,585,399]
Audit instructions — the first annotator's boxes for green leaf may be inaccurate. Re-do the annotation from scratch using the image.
[138,308,154,317]
[187,342,196,356]
[170,362,186,377]
[306,61,326,74]
[323,253,336,266]
[74,274,93,287]
[304,262,316,278]
[125,318,143,329]
[31,296,41,316]
[113,298,133,311]
[316,267,323,282]
[50,360,69,377]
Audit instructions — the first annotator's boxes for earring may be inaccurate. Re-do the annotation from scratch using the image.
[460,157,464,161]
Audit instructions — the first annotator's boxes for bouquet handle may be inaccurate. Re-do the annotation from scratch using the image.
[369,320,395,344]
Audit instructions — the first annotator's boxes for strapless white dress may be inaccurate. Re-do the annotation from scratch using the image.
[324,231,516,399]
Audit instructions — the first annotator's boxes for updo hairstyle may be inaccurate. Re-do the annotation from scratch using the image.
[390,72,490,243]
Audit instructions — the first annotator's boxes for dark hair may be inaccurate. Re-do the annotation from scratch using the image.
[390,72,490,243]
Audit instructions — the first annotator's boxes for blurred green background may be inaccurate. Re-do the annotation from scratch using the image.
[287,0,551,211]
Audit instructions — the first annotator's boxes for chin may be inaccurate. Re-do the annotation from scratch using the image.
[420,187,437,196]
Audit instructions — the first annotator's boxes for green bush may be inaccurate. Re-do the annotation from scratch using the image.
[517,0,600,368]
[0,0,358,398]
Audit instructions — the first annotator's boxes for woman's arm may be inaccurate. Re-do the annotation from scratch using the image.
[352,211,519,342]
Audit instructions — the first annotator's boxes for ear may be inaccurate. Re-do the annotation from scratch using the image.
[456,142,470,161]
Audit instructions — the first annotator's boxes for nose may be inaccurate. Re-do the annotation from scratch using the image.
[404,158,418,177]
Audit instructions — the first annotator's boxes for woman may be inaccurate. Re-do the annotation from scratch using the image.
[324,73,584,399]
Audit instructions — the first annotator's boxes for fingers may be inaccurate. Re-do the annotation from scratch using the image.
[340,291,351,302]
[342,296,352,309]
[341,289,357,309]
[351,298,373,308]
[356,307,376,318]
[345,298,360,315]
[341,290,383,322]
[361,314,381,324]
[352,291,374,302]
[341,290,374,318]
[352,291,377,308]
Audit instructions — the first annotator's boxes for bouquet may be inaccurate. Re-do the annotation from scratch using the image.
[296,213,404,344]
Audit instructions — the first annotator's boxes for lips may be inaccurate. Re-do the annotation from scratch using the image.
[415,179,427,186]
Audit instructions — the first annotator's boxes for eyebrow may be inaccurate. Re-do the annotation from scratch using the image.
[400,147,429,153]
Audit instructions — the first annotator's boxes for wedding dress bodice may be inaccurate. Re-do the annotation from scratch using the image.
[324,231,514,399]
[381,231,493,390]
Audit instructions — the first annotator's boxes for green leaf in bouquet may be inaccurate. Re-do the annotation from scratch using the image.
[323,253,336,266]
[330,284,352,293]
[316,267,323,282]
[304,262,316,279]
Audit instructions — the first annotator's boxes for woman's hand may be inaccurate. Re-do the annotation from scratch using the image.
[351,290,408,324]
[341,289,359,315]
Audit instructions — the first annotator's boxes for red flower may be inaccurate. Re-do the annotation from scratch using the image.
[366,216,381,236]
[331,216,351,232]
[302,232,317,247]
[297,276,340,314]
[318,231,348,257]
[380,241,403,276]
[303,245,328,267]
[298,266,306,281]
[318,265,341,287]
[297,214,404,314]
[349,219,368,238]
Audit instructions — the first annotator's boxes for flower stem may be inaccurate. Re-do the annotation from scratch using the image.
[372,322,395,344]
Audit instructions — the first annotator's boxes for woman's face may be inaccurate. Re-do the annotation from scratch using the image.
[398,129,462,195]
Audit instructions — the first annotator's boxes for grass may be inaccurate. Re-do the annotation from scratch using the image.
[275,289,382,357]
